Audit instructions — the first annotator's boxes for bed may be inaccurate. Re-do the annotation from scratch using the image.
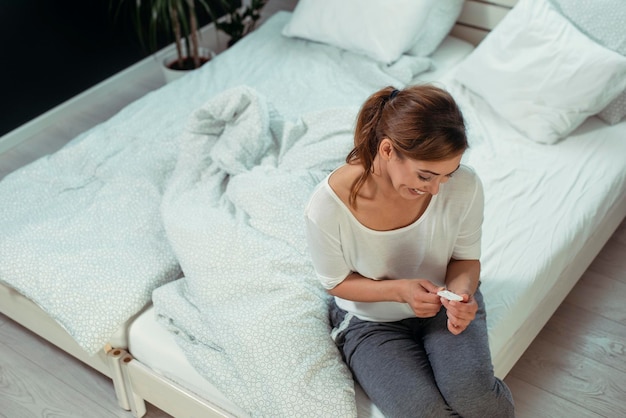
[1,0,625,416]
[118,0,626,416]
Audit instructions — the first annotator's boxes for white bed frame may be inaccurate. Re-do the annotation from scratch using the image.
[4,0,623,417]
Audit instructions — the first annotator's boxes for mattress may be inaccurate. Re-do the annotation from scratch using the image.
[442,76,626,365]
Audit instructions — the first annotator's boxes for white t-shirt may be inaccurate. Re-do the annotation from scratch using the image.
[304,165,483,322]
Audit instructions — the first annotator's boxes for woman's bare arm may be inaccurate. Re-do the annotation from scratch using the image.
[328,272,443,318]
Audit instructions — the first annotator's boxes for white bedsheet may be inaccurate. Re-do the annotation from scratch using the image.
[414,36,475,83]
[0,11,430,354]
[0,127,182,354]
[442,74,626,360]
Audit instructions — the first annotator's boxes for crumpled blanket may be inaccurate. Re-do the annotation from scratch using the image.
[153,85,358,417]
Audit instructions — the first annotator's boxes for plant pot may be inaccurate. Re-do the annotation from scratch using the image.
[161,47,215,84]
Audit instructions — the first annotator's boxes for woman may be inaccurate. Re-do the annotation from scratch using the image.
[304,85,515,417]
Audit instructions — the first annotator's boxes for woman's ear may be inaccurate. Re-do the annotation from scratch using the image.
[379,138,393,161]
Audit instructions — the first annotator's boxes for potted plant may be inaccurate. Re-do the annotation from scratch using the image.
[113,0,216,71]
[111,0,267,81]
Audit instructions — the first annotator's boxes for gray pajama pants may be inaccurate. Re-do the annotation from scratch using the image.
[329,288,515,418]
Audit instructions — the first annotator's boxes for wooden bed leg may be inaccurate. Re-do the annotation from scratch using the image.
[106,346,131,410]
[121,353,148,418]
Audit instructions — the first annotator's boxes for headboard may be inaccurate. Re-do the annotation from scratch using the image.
[451,0,517,45]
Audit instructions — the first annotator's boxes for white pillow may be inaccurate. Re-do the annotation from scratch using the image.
[549,0,626,125]
[454,0,626,144]
[281,0,436,64]
[406,0,465,57]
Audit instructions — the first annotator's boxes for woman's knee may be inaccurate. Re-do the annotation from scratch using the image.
[367,383,452,418]
[442,375,515,418]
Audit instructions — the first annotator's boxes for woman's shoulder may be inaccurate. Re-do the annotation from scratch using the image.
[306,165,361,222]
[328,164,362,196]
[306,171,343,215]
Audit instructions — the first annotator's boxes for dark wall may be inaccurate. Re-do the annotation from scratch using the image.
[0,0,236,136]
[0,0,151,136]
[0,0,223,137]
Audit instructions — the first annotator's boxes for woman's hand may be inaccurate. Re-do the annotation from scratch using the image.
[401,279,443,318]
[443,259,480,334]
[441,293,478,335]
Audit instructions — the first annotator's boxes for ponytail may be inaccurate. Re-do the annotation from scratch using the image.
[347,86,398,207]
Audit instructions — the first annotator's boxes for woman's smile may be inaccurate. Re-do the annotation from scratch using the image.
[409,187,427,196]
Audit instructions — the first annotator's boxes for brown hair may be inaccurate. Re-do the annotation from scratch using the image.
[346,84,467,207]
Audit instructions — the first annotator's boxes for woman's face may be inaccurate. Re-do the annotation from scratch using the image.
[383,142,462,200]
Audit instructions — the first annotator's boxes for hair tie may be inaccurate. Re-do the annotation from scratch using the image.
[390,89,400,99]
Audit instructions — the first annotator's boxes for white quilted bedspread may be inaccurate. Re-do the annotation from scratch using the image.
[0,126,181,353]
[153,86,358,417]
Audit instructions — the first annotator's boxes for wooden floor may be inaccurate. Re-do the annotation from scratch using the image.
[1,2,625,416]
[504,220,626,418]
